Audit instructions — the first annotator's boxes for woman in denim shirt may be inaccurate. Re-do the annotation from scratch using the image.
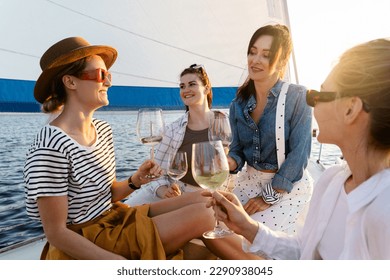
[208,38,390,260]
[228,24,313,234]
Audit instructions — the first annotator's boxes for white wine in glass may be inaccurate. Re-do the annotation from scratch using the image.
[136,108,164,178]
[167,151,188,184]
[192,140,233,239]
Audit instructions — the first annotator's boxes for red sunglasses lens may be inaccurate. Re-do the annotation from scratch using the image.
[100,69,111,82]
[78,69,111,83]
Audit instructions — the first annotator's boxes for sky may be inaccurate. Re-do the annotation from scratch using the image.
[285,0,390,90]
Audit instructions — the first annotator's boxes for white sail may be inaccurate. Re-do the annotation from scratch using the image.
[0,0,292,111]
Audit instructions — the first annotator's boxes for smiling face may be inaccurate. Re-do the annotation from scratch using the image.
[179,73,209,108]
[247,35,281,82]
[70,55,112,110]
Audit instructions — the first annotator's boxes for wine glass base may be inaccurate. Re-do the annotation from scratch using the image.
[202,228,234,239]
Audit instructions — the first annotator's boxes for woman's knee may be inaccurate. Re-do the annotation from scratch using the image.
[186,203,215,227]
[181,190,208,204]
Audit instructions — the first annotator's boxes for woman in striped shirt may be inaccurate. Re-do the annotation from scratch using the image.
[24,37,215,260]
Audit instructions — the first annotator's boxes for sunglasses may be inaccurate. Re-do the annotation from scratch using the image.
[190,64,205,73]
[306,90,370,112]
[77,68,112,83]
[306,90,338,107]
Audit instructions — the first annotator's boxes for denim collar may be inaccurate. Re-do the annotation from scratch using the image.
[245,79,284,112]
[269,79,284,98]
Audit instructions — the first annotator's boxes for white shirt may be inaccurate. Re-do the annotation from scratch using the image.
[143,112,189,195]
[243,164,390,259]
[317,185,348,259]
[142,110,224,195]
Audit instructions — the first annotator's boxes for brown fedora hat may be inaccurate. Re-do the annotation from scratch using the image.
[34,36,118,103]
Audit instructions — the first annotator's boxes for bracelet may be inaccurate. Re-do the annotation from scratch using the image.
[261,183,282,205]
[128,175,140,190]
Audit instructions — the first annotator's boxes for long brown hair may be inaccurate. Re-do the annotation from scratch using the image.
[237,24,292,101]
[180,64,213,111]
[42,58,87,113]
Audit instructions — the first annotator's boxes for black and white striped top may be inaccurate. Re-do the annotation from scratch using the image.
[24,119,116,224]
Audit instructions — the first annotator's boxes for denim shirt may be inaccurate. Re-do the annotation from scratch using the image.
[228,80,312,192]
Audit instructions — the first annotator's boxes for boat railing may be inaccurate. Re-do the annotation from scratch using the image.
[0,233,45,255]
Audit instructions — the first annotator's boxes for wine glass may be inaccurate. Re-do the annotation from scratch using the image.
[208,112,233,191]
[167,151,188,186]
[192,140,233,239]
[208,112,232,151]
[136,108,164,178]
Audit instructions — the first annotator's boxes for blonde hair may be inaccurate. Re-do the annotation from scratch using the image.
[332,38,390,149]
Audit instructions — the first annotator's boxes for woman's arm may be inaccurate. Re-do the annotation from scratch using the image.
[37,196,125,259]
[272,87,312,192]
[111,160,162,202]
[227,101,244,172]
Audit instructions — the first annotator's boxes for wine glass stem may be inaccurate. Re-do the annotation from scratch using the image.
[150,146,155,160]
[224,174,235,192]
[214,218,226,234]
[212,190,223,232]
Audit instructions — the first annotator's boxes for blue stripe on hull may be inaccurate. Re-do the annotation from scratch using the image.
[0,78,236,112]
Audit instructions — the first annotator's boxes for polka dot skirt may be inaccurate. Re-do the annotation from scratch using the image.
[233,167,313,234]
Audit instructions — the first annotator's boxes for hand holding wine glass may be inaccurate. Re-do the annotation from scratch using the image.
[192,140,233,239]
[165,151,188,198]
[136,108,164,178]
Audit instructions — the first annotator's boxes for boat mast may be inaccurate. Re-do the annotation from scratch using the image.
[281,0,300,84]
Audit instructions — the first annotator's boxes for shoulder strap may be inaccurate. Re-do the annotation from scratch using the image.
[275,83,289,169]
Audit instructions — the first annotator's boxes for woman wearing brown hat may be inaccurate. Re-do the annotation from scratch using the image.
[23,37,215,259]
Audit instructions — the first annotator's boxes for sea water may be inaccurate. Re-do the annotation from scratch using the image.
[0,111,341,250]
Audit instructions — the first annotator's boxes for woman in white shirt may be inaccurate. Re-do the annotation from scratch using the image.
[206,38,390,259]
[126,64,227,206]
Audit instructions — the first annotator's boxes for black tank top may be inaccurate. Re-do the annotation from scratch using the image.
[178,127,209,186]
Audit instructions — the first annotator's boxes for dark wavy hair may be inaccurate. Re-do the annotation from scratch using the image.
[237,24,292,101]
